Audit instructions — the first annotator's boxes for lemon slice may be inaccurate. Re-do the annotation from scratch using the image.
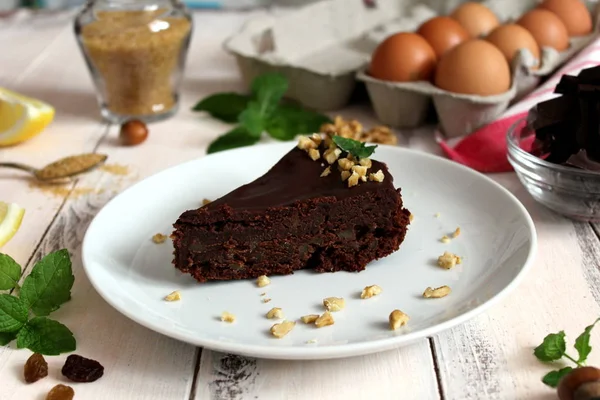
[0,87,55,147]
[0,202,25,248]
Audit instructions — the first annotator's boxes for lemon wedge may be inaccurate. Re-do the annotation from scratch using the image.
[0,87,55,147]
[0,202,25,248]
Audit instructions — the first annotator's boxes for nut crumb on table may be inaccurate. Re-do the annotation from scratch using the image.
[256,275,271,287]
[221,311,235,323]
[152,233,167,244]
[315,311,335,328]
[440,235,451,244]
[263,298,272,303]
[301,314,320,324]
[164,291,181,302]
[323,297,345,312]
[452,227,461,238]
[437,251,462,269]
[266,307,284,319]
[389,310,409,330]
[423,285,451,298]
[361,285,383,299]
[270,320,296,338]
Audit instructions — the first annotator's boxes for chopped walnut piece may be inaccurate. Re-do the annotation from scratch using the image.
[341,171,351,181]
[315,311,335,328]
[323,297,345,312]
[409,213,414,222]
[365,126,397,145]
[260,292,266,297]
[266,307,284,319]
[324,148,342,164]
[437,251,462,269]
[423,285,451,298]
[270,320,296,338]
[263,298,272,303]
[301,314,319,324]
[337,158,354,171]
[256,275,271,287]
[359,158,372,168]
[440,235,451,244]
[351,165,368,177]
[320,166,332,177]
[347,171,360,188]
[202,198,211,206]
[164,291,181,302]
[452,227,461,238]
[221,311,235,323]
[152,233,167,244]
[320,122,337,135]
[308,148,320,161]
[310,133,323,146]
[297,136,317,151]
[369,170,385,182]
[361,285,383,299]
[389,310,409,330]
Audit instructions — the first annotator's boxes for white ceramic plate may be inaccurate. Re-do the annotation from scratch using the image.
[82,142,537,360]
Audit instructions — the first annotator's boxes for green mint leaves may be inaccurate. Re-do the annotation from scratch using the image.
[534,318,600,388]
[0,249,76,355]
[0,254,21,290]
[332,135,378,160]
[192,73,331,154]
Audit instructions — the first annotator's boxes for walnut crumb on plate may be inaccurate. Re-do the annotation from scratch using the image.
[270,320,296,338]
[301,314,319,324]
[389,310,409,330]
[256,275,271,287]
[361,285,382,299]
[164,291,181,302]
[423,285,451,298]
[437,251,461,269]
[152,233,167,244]
[323,297,345,312]
[266,307,284,319]
[221,312,235,323]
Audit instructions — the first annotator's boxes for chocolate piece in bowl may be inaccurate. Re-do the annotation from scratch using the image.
[171,134,411,283]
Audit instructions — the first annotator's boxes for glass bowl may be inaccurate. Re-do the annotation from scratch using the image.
[507,117,600,222]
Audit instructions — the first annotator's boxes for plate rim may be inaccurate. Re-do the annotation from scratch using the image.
[81,141,538,360]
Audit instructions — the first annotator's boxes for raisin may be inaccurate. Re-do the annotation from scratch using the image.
[23,353,48,383]
[46,384,75,400]
[61,354,104,383]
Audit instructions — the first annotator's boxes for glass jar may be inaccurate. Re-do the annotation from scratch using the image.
[74,0,193,123]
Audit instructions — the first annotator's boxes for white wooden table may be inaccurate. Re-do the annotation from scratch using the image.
[1,7,600,400]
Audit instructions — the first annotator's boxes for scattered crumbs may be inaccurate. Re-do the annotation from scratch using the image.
[301,314,319,324]
[306,339,318,344]
[221,311,236,323]
[266,307,284,319]
[270,320,296,338]
[256,275,271,287]
[152,233,168,244]
[202,198,211,206]
[452,227,461,238]
[28,182,103,198]
[409,213,414,222]
[423,285,451,298]
[259,292,266,297]
[437,251,462,269]
[361,285,383,299]
[434,212,441,218]
[440,235,451,244]
[389,310,409,330]
[99,163,130,176]
[164,291,181,302]
[263,298,272,303]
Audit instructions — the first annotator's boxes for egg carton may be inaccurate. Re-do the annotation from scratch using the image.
[223,0,600,138]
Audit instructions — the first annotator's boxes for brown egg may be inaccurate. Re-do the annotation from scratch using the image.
[450,2,500,38]
[485,24,540,66]
[368,32,437,82]
[434,39,511,96]
[539,0,592,36]
[416,16,470,58]
[517,9,570,51]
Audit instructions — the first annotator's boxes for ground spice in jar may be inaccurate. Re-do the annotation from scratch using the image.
[79,10,192,117]
[35,154,107,181]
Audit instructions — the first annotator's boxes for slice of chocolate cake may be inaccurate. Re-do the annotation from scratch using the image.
[171,134,411,283]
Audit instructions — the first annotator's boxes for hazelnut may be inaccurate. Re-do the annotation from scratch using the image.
[119,119,148,146]
[558,367,600,400]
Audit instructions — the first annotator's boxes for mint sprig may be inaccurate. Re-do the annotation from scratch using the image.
[192,72,331,154]
[0,249,76,355]
[534,318,600,388]
[332,135,378,160]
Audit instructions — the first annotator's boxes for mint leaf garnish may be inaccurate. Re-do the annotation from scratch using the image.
[332,135,378,160]
[207,126,260,154]
[192,93,251,123]
[251,72,288,114]
[534,331,567,362]
[0,330,17,346]
[265,105,331,141]
[238,102,267,137]
[0,253,21,290]
[21,249,74,317]
[0,294,28,332]
[16,317,75,355]
[574,318,600,363]
[542,367,573,388]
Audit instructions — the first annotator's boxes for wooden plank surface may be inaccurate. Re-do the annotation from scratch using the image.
[1,7,600,400]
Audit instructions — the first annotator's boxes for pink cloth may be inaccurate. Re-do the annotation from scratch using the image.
[437,39,600,173]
